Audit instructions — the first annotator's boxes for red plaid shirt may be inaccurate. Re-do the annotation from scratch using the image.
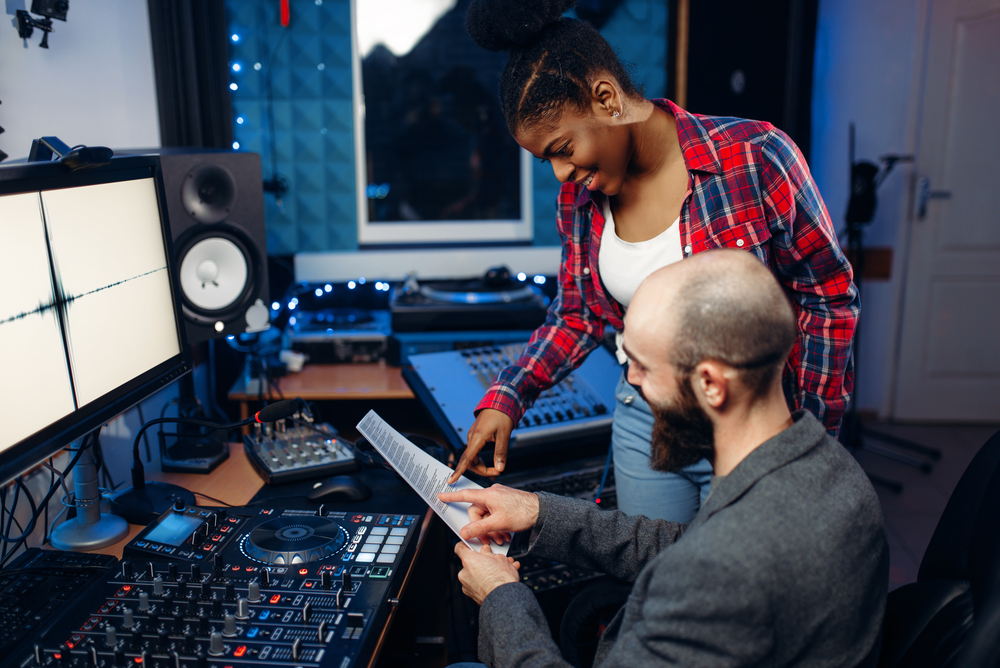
[476,99,858,435]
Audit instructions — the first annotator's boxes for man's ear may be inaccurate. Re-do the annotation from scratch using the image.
[693,361,730,410]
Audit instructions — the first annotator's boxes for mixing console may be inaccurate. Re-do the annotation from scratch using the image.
[12,503,421,668]
[244,420,359,485]
[403,343,622,452]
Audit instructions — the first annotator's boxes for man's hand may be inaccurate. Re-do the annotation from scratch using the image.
[448,409,514,483]
[454,542,521,606]
[438,485,539,544]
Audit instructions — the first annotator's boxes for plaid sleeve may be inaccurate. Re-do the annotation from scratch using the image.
[760,129,859,435]
[475,188,607,425]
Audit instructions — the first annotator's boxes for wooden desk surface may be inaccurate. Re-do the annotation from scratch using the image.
[229,363,415,402]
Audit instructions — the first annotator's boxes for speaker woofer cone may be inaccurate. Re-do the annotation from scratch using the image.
[181,164,238,224]
[176,224,261,323]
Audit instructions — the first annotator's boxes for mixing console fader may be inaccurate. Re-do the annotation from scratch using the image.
[13,504,421,668]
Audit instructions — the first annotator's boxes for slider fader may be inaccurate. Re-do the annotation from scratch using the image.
[13,503,421,667]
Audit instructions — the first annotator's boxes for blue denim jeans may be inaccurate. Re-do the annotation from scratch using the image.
[611,371,713,523]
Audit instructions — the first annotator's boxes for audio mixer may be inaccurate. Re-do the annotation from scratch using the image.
[12,503,421,667]
[402,343,622,452]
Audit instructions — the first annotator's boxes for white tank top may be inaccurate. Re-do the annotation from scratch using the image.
[598,198,684,363]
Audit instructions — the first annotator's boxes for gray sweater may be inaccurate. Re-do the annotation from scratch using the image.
[478,411,888,667]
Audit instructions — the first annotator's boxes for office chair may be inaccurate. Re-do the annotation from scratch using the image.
[878,428,1000,667]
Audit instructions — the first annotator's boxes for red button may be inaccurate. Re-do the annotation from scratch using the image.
[234,645,247,658]
[269,594,281,604]
[298,568,308,575]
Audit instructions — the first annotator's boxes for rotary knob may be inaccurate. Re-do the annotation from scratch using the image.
[236,597,250,620]
[248,580,261,603]
[208,632,224,656]
[105,626,118,647]
[138,592,150,612]
[153,576,164,596]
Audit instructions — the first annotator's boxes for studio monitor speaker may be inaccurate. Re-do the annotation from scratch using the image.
[156,149,270,344]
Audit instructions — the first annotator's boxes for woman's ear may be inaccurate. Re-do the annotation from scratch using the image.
[591,79,621,117]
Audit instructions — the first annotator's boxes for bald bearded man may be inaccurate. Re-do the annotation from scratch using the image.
[439,249,888,668]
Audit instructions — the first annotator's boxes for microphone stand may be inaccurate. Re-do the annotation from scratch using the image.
[110,400,298,524]
[839,124,940,493]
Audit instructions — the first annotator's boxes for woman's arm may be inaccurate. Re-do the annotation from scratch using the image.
[760,129,860,435]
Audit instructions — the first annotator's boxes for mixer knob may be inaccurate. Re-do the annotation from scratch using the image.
[223,613,238,637]
[208,632,225,656]
[148,612,159,630]
[236,597,250,620]
[176,577,188,598]
[188,598,199,616]
[105,625,118,647]
[131,627,143,647]
[57,643,70,666]
[192,532,203,547]
[158,628,169,650]
[140,650,150,667]
[317,503,326,517]
[122,607,135,629]
[184,631,196,653]
[212,598,224,619]
[248,580,261,603]
[209,513,218,528]
[121,561,133,579]
[225,582,235,601]
[88,645,99,667]
[335,588,343,609]
[343,570,353,590]
[153,576,164,596]
[320,571,332,590]
[34,644,43,665]
[191,564,201,581]
[348,612,364,628]
[261,569,271,587]
[291,638,302,661]
[198,614,210,635]
[114,648,125,667]
[213,553,224,572]
[216,509,227,521]
[168,563,179,580]
[173,498,185,512]
[147,562,156,579]
[196,649,208,668]
[201,581,212,600]
[302,601,312,623]
[318,620,328,642]
[170,650,182,668]
[174,613,185,632]
[138,592,150,611]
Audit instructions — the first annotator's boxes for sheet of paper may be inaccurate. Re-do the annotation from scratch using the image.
[356,410,509,556]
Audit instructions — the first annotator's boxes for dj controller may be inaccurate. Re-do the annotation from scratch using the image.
[11,502,421,668]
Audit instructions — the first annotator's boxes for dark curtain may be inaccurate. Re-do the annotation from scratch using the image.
[147,0,233,148]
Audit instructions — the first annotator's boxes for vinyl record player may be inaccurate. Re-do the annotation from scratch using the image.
[390,267,549,332]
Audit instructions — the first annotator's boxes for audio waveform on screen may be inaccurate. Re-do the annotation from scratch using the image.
[0,267,168,328]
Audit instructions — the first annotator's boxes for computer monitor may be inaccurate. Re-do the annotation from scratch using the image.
[0,155,192,486]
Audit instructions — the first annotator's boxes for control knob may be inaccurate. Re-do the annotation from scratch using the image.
[223,613,238,637]
[138,592,150,612]
[236,597,250,620]
[105,626,118,647]
[248,580,261,603]
[208,631,225,656]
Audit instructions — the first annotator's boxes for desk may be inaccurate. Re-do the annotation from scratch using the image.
[90,441,435,668]
[229,363,415,424]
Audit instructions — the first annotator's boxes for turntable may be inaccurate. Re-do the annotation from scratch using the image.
[390,267,549,332]
[242,515,351,565]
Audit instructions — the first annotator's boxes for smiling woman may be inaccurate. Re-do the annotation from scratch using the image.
[449,0,860,525]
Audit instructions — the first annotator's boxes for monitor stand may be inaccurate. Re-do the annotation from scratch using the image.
[50,444,129,551]
[158,374,229,474]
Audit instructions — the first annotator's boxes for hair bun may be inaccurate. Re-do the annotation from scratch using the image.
[466,0,579,52]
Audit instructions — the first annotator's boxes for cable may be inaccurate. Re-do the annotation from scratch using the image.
[136,402,153,463]
[194,492,232,507]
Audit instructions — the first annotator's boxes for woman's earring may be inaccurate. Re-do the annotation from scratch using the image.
[612,110,620,118]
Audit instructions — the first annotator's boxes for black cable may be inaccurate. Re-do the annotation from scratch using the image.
[194,492,232,507]
[258,0,290,193]
[136,402,153,463]
[0,435,93,568]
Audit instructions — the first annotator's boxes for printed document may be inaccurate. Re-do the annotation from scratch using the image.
[356,410,510,556]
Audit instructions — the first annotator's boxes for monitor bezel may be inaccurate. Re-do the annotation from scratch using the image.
[0,155,192,486]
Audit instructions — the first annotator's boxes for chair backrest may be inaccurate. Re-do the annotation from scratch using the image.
[919,429,1000,583]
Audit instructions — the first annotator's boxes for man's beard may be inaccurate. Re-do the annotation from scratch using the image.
[648,374,715,473]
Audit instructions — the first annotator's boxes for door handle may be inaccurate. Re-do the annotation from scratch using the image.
[916,176,952,219]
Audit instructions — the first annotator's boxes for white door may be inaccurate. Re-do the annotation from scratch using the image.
[893,0,1000,420]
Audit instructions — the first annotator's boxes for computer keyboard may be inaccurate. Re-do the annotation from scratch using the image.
[0,548,117,656]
